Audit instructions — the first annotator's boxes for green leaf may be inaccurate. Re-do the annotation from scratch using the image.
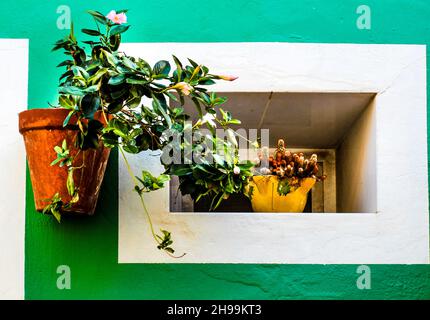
[50,157,62,166]
[71,65,89,79]
[168,165,192,176]
[108,74,126,85]
[66,169,75,196]
[188,58,199,68]
[57,60,74,68]
[63,111,75,127]
[135,171,169,192]
[82,40,101,46]
[277,179,290,196]
[199,92,211,105]
[125,97,141,109]
[219,108,230,122]
[164,247,174,254]
[101,49,118,67]
[195,164,216,175]
[125,78,148,85]
[87,10,108,25]
[54,145,63,154]
[88,68,108,84]
[82,28,102,36]
[122,56,137,70]
[124,145,139,154]
[228,119,241,125]
[80,94,101,119]
[83,85,100,93]
[210,192,225,211]
[157,174,170,185]
[101,132,119,147]
[109,34,121,51]
[59,86,85,96]
[237,161,255,170]
[86,61,102,72]
[71,48,86,66]
[110,87,127,99]
[152,95,172,128]
[59,70,74,81]
[107,100,124,113]
[51,209,62,223]
[59,95,74,109]
[165,91,178,102]
[43,193,63,223]
[110,24,130,36]
[70,192,79,204]
[199,78,216,85]
[104,118,128,137]
[153,60,171,76]
[191,97,203,118]
[172,55,183,82]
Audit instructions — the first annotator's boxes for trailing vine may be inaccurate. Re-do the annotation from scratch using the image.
[45,9,255,256]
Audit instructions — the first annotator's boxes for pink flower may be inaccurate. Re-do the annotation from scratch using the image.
[106,10,127,25]
[218,75,238,81]
[171,82,193,96]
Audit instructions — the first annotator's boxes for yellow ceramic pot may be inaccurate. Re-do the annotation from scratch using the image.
[249,176,316,212]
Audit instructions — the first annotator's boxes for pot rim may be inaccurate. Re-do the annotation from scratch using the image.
[19,108,75,134]
[18,108,107,134]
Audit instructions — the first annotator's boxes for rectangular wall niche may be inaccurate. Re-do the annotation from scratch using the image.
[119,42,428,264]
[170,92,377,213]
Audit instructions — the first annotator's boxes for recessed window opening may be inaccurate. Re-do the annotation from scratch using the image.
[170,92,377,213]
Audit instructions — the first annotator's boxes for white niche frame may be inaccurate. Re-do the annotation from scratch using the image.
[118,42,429,264]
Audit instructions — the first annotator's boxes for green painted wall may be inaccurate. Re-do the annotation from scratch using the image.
[2,0,429,299]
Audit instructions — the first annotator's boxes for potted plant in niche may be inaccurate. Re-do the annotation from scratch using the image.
[249,138,326,212]
[19,9,254,256]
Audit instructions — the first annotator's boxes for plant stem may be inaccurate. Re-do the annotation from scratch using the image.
[118,145,139,186]
[119,146,158,241]
[101,106,109,125]
[138,192,158,243]
[118,146,185,258]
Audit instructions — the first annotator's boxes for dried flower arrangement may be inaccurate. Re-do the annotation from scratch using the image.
[249,138,326,212]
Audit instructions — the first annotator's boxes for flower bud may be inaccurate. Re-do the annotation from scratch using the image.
[218,75,238,81]
[233,166,241,175]
[171,82,193,95]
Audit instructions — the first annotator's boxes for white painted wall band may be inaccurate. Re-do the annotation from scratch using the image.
[0,39,28,299]
[115,42,429,263]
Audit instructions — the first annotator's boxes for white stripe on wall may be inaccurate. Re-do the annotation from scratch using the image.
[118,43,428,264]
[0,39,28,300]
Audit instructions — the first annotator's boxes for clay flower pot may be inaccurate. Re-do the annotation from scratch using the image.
[19,108,111,215]
[249,176,316,212]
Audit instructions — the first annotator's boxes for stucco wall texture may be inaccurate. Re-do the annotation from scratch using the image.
[1,0,429,299]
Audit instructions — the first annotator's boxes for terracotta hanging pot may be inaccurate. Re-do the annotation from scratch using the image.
[19,108,111,215]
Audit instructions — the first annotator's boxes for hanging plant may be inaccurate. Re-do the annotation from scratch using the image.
[19,9,255,257]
